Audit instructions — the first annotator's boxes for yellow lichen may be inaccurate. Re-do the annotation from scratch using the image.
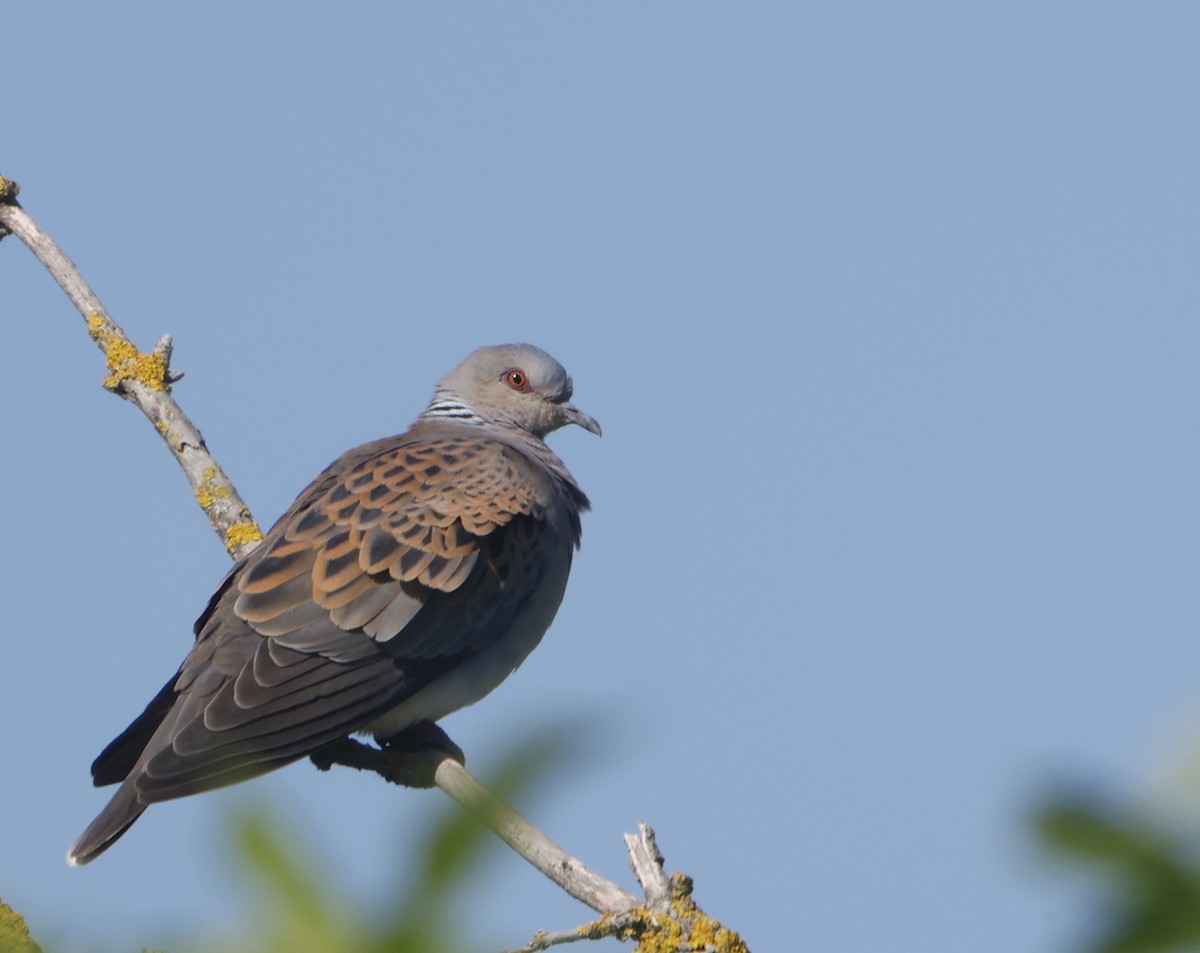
[634,914,685,953]
[225,520,264,552]
[588,876,748,953]
[86,312,170,392]
[578,912,634,942]
[668,899,748,953]
[194,468,233,509]
[0,899,42,953]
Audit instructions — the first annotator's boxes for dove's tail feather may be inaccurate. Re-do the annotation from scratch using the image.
[66,781,146,866]
[90,675,178,786]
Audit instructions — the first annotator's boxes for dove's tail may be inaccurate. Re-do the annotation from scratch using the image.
[66,781,146,866]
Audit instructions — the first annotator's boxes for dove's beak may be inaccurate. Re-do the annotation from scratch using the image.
[564,404,602,436]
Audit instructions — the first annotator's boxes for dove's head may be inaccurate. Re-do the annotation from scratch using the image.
[426,344,602,439]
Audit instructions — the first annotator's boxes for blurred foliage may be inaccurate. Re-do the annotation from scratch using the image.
[0,899,43,953]
[1037,791,1200,953]
[209,728,582,953]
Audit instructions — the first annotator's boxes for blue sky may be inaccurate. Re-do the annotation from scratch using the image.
[4,3,1200,951]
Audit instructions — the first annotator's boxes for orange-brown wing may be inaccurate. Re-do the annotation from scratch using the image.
[232,434,550,649]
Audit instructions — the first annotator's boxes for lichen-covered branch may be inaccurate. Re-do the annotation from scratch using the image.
[505,825,749,953]
[0,176,263,559]
[434,758,641,914]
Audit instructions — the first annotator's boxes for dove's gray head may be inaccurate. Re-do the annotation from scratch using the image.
[423,344,602,439]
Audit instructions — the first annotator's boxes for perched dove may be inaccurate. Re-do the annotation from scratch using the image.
[68,343,599,866]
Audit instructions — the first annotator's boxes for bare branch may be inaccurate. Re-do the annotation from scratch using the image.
[435,758,641,914]
[500,925,599,953]
[625,822,671,905]
[310,734,639,914]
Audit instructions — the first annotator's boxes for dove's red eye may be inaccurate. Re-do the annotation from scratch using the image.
[504,369,531,392]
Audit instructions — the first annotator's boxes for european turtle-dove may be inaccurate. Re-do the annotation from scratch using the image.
[67,343,599,865]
